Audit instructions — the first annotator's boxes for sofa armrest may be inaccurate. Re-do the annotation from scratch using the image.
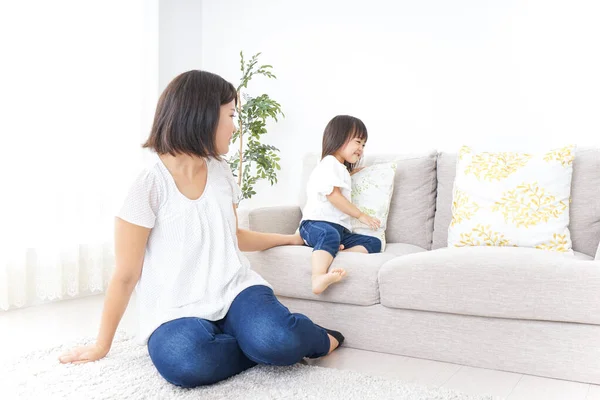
[248,206,302,234]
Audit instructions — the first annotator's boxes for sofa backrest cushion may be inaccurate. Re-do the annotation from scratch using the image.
[433,148,600,256]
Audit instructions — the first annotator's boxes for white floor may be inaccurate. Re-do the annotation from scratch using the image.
[1,295,598,400]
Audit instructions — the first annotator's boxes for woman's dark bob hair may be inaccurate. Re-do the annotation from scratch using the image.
[143,70,237,159]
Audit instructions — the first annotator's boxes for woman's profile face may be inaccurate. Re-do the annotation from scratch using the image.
[215,100,236,155]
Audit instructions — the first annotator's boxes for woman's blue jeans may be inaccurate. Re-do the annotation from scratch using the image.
[147,285,331,387]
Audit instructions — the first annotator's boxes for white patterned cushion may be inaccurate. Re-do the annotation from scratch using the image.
[351,162,397,251]
[448,145,576,253]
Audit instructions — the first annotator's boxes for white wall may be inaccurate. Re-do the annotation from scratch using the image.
[144,0,160,143]
[159,0,203,91]
[196,0,600,209]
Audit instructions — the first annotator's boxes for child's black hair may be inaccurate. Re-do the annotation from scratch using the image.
[321,115,368,171]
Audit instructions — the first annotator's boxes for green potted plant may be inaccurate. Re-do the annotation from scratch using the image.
[228,52,284,200]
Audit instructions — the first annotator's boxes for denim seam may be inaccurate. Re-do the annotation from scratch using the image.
[195,318,237,344]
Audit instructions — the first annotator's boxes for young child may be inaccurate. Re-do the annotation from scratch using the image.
[300,115,382,295]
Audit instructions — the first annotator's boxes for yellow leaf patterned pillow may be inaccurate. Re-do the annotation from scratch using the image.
[351,162,397,252]
[448,145,576,253]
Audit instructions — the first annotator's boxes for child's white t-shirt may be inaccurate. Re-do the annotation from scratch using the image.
[301,155,353,230]
[118,155,270,345]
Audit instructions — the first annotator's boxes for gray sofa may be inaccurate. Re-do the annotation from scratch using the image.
[243,149,600,384]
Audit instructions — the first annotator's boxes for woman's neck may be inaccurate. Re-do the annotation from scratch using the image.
[159,153,207,180]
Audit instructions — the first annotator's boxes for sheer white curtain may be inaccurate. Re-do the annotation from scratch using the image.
[0,0,158,310]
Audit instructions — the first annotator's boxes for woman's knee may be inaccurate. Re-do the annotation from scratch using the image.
[152,355,219,388]
[240,320,305,366]
[147,319,226,387]
[149,340,218,387]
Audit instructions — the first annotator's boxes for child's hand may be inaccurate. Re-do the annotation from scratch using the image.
[358,213,381,230]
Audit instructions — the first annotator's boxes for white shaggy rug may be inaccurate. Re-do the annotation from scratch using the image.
[0,332,494,400]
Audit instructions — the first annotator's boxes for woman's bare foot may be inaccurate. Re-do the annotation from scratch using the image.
[312,268,347,294]
[327,334,340,354]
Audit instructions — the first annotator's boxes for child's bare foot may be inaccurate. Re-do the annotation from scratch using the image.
[312,268,347,294]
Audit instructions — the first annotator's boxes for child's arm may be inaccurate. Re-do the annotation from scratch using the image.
[327,187,362,218]
[327,187,381,230]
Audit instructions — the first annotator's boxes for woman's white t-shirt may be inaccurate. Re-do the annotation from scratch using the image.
[301,155,353,230]
[118,156,270,344]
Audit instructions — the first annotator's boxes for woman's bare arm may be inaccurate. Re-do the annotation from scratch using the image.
[233,205,303,252]
[59,218,150,363]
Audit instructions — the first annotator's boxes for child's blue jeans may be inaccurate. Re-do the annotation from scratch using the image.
[299,220,382,257]
[147,285,330,388]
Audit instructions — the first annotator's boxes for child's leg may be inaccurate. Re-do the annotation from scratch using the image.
[341,232,382,254]
[311,250,346,294]
[342,246,368,253]
[299,221,347,294]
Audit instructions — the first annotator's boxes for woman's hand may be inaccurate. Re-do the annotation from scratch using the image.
[290,231,305,245]
[59,343,109,364]
[358,213,381,230]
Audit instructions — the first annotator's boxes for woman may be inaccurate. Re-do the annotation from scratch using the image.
[59,70,344,387]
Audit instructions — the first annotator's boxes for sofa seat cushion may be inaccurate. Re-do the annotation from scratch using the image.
[379,246,600,325]
[384,243,428,257]
[246,243,425,306]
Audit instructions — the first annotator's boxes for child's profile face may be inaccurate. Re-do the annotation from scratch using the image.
[337,136,366,165]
